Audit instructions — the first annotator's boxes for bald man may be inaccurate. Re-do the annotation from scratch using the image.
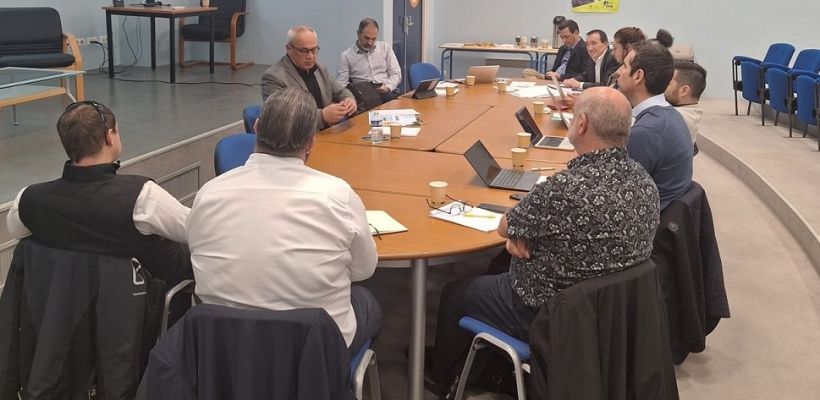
[427,87,661,395]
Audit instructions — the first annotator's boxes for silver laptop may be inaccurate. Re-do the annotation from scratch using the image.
[514,107,574,151]
[454,65,500,84]
[464,140,541,192]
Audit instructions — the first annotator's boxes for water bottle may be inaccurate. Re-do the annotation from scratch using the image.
[370,126,384,144]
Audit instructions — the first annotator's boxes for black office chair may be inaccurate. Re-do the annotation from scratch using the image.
[0,238,163,399]
[178,0,253,70]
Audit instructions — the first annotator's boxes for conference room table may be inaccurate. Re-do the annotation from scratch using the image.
[308,142,564,400]
[317,98,490,151]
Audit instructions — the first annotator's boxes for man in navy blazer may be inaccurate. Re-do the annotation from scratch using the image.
[545,19,591,81]
[563,30,620,90]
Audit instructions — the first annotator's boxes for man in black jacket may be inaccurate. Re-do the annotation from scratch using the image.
[545,19,591,81]
[563,29,620,90]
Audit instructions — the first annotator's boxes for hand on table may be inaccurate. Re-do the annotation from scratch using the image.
[339,97,358,115]
[563,78,581,89]
[322,103,349,125]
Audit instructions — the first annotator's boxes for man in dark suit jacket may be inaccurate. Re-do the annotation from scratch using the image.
[261,25,357,131]
[545,19,591,81]
[564,30,620,90]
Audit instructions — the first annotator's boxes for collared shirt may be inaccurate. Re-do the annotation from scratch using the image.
[505,148,660,308]
[337,41,402,91]
[632,94,671,117]
[7,173,189,243]
[593,51,605,83]
[187,153,377,346]
[290,57,324,108]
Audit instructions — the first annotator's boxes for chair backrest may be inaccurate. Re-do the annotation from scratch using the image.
[0,238,156,399]
[0,7,63,56]
[529,259,679,399]
[740,60,764,103]
[214,133,256,175]
[764,67,790,113]
[763,43,796,66]
[792,49,820,73]
[408,62,441,90]
[144,304,350,399]
[199,0,247,37]
[242,104,261,133]
[795,74,820,125]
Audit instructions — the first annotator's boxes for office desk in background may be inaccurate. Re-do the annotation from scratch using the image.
[103,5,217,83]
[439,43,559,79]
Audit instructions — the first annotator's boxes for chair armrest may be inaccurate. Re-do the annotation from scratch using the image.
[761,62,789,73]
[733,56,761,66]
[230,11,249,37]
[63,33,84,70]
[790,69,820,80]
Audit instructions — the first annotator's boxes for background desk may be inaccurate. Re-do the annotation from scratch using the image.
[103,6,216,83]
[439,43,559,78]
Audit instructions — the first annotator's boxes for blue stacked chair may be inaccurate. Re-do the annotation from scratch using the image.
[407,62,441,90]
[794,74,820,150]
[734,43,794,116]
[763,49,820,132]
[213,133,256,175]
[242,104,262,133]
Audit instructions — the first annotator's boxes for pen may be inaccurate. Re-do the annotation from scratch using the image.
[530,167,555,171]
[462,212,497,219]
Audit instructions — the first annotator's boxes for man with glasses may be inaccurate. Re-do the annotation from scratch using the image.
[563,29,620,90]
[6,101,192,285]
[337,18,402,106]
[187,88,381,357]
[262,25,357,130]
[427,88,660,397]
[544,19,591,81]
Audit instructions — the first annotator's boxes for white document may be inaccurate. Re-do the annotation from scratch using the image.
[429,202,502,232]
[379,126,421,137]
[369,109,420,127]
[366,210,408,236]
[510,85,551,98]
[508,81,536,90]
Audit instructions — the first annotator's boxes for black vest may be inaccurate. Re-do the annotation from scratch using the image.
[18,162,189,283]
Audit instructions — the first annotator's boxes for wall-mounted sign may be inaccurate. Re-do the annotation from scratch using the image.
[572,0,619,13]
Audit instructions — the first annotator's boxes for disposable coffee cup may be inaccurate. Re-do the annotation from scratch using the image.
[429,181,448,206]
[497,80,508,92]
[533,101,545,115]
[516,132,531,148]
[389,123,402,139]
[511,148,527,169]
[464,75,476,86]
[445,86,456,97]
[202,0,210,7]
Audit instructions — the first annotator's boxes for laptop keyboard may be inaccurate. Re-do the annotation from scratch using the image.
[537,136,565,147]
[494,169,525,187]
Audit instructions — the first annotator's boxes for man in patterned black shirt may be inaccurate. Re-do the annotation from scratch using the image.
[427,87,660,396]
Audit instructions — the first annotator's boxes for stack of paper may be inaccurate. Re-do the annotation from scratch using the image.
[510,85,551,98]
[429,202,502,232]
[366,210,408,236]
[369,109,420,127]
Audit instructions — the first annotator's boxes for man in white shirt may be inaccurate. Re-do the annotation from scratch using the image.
[6,101,191,284]
[337,18,402,106]
[187,87,381,354]
[665,61,707,147]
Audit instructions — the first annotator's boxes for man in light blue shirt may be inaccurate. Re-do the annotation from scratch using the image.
[617,41,692,209]
[337,18,402,105]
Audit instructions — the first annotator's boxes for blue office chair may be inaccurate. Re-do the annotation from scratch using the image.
[762,49,820,130]
[733,43,794,115]
[242,104,261,133]
[794,74,820,149]
[213,133,255,175]
[455,317,531,400]
[408,62,442,90]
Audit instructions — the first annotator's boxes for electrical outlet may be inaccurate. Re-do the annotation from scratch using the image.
[98,35,108,45]
[76,37,87,46]
[88,36,99,44]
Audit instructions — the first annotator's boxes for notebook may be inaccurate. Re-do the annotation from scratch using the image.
[464,140,541,191]
[366,210,407,236]
[515,106,574,151]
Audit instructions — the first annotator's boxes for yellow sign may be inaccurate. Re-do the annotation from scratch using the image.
[572,0,619,13]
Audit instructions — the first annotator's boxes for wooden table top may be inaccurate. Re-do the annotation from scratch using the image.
[307,142,564,206]
[316,98,490,151]
[359,190,505,261]
[439,43,559,55]
[435,104,577,163]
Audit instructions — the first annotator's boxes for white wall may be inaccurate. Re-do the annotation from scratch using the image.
[427,0,820,98]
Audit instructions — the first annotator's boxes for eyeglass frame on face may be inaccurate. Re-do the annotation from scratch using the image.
[426,194,474,215]
[63,100,109,132]
[288,44,320,56]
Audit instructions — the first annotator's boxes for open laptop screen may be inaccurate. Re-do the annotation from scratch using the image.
[464,141,502,184]
[514,106,544,144]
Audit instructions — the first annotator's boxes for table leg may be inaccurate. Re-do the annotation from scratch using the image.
[12,106,18,125]
[150,17,156,69]
[106,11,114,78]
[408,258,427,400]
[209,12,215,74]
[528,52,536,70]
[169,17,176,83]
[440,49,453,80]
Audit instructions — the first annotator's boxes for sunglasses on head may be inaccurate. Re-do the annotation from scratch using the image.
[64,100,108,129]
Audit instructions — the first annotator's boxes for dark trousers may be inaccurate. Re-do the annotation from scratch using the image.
[431,273,536,384]
[349,285,383,359]
[379,89,400,104]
